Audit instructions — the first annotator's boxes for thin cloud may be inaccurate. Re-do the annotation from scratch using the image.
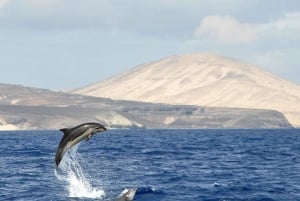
[259,12,300,46]
[194,12,300,45]
[0,0,8,8]
[194,15,260,44]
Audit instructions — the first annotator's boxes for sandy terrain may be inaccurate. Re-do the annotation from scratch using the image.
[74,53,300,127]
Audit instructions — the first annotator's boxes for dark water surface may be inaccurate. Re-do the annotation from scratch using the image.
[0,129,299,201]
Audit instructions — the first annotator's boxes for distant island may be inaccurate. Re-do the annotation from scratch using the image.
[73,53,300,128]
[1,53,299,130]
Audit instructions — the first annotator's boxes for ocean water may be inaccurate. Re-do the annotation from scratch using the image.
[0,129,299,201]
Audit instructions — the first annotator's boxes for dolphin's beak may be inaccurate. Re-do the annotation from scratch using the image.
[98,126,107,132]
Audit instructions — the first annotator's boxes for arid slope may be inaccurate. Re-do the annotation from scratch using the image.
[73,54,300,127]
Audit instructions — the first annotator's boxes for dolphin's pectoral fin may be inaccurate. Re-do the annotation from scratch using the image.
[86,134,92,141]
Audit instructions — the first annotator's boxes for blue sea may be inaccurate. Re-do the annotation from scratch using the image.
[0,129,299,201]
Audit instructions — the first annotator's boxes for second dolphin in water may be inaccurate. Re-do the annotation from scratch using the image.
[117,188,137,201]
[55,122,107,166]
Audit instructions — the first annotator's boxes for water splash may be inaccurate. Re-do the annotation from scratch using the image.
[54,144,105,199]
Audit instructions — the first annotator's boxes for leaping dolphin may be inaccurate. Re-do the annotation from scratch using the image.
[55,122,107,166]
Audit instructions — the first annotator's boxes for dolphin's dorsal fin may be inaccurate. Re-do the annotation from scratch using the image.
[59,128,71,136]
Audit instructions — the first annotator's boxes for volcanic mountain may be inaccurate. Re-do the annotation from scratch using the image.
[72,53,300,127]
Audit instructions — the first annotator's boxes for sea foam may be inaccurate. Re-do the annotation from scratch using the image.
[54,144,105,199]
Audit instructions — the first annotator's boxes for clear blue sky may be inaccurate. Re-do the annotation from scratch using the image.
[0,0,299,90]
